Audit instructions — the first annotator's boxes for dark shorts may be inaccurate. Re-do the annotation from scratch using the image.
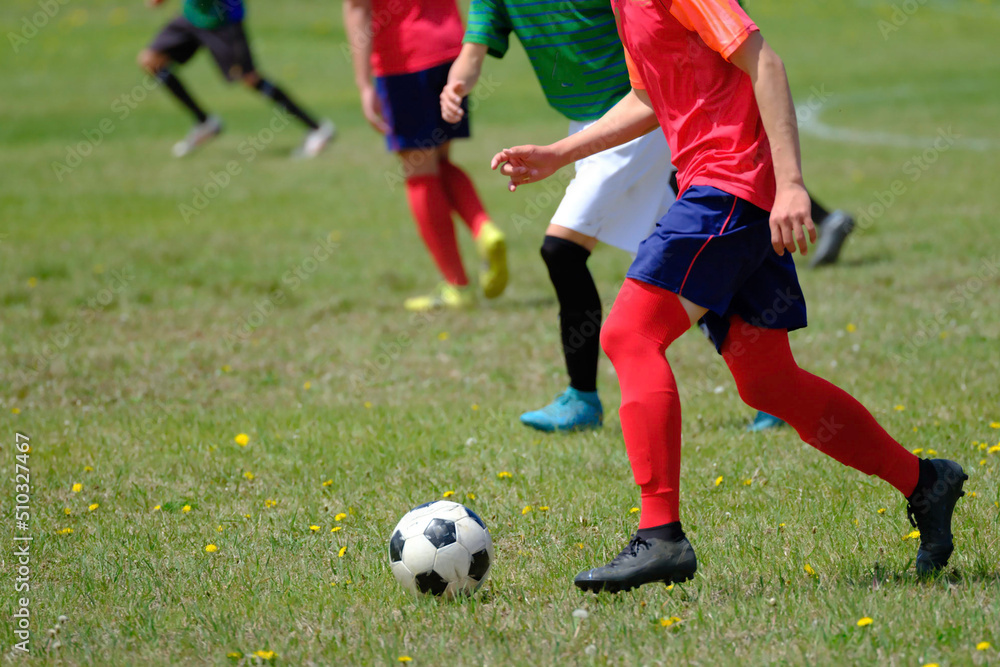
[149,16,254,81]
[627,185,808,352]
[375,61,470,152]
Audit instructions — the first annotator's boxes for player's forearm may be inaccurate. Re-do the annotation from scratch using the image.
[343,0,375,89]
[733,35,804,188]
[449,43,487,91]
[551,90,659,166]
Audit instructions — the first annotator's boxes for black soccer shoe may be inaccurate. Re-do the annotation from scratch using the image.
[809,210,855,268]
[907,459,968,576]
[574,534,697,593]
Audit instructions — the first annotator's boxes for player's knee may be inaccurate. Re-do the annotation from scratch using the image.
[600,308,638,363]
[242,71,261,89]
[540,235,586,271]
[138,50,160,73]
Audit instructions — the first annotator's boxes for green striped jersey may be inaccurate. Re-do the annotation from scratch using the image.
[465,0,630,121]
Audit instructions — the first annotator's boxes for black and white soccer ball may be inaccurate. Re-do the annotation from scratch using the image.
[388,500,493,598]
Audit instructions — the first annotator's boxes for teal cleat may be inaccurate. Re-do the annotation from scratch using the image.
[747,411,785,432]
[520,387,603,432]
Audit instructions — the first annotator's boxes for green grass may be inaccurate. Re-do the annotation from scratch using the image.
[2,0,1000,664]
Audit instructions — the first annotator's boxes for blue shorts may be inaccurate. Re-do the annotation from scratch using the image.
[627,185,808,352]
[375,61,470,152]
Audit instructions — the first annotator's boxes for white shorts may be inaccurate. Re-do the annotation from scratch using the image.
[550,120,676,254]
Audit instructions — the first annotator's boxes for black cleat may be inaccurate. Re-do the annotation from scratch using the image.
[907,459,968,576]
[810,210,855,268]
[574,534,697,593]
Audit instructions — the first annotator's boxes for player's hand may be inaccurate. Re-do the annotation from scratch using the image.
[440,80,467,124]
[360,85,389,135]
[769,182,816,256]
[490,145,562,192]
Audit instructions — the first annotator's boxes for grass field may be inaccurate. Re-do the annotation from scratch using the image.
[3,0,1000,664]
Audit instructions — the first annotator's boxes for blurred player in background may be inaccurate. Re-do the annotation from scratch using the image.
[441,0,676,432]
[344,0,507,311]
[493,0,966,592]
[139,0,334,158]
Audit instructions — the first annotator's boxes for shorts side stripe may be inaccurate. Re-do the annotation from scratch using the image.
[678,197,738,295]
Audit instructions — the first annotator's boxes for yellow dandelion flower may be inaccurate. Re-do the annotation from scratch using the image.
[969,491,978,498]
[58,528,73,535]
[338,546,347,558]
[911,448,924,455]
[264,499,277,508]
[226,652,242,659]
[398,658,413,663]
[990,422,1000,429]
[84,465,94,472]
[980,459,987,466]
[88,503,99,512]
[217,525,224,532]
[926,449,938,456]
[243,471,255,481]
[182,505,192,513]
[221,364,232,373]
[665,583,675,591]
[254,650,276,661]
[539,506,550,511]
[72,483,82,493]
[576,542,584,549]
[846,323,857,333]
[922,663,939,667]
[303,381,312,390]
[779,523,786,528]
[364,401,373,409]
[629,507,640,514]
[988,445,1000,454]
[714,475,724,487]
[877,508,886,514]
[310,525,320,532]
[976,642,991,651]
[743,478,753,486]
[322,479,333,487]
[335,512,347,521]
[522,505,532,515]
[466,493,476,500]
[331,526,342,533]
[153,505,161,511]
[804,563,816,576]
[894,404,905,411]
[905,530,921,540]
[659,616,682,627]
[442,490,455,498]
[234,433,249,446]
[912,426,919,433]
[244,513,251,519]
[205,544,218,553]
[438,331,449,341]
[27,277,38,288]
[856,617,873,627]
[979,443,988,451]
[498,471,513,479]
[471,404,479,411]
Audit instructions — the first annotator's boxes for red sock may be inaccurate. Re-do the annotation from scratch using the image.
[601,279,692,528]
[722,316,919,496]
[439,160,490,237]
[405,175,468,286]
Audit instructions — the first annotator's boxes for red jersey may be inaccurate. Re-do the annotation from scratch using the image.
[369,0,464,77]
[613,0,775,211]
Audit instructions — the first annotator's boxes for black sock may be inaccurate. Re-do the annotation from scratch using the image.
[638,521,686,543]
[540,236,601,393]
[810,196,831,226]
[156,69,208,123]
[908,459,939,501]
[254,78,319,130]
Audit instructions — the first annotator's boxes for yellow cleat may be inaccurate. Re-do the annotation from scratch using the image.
[403,283,475,312]
[475,221,508,299]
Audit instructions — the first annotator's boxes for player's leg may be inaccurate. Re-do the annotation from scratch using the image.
[722,319,966,574]
[140,18,221,156]
[398,144,473,311]
[519,226,604,432]
[809,194,855,268]
[437,142,507,299]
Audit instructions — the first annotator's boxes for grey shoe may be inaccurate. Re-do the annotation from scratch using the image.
[574,535,697,593]
[810,209,855,267]
[172,115,222,157]
[907,459,967,575]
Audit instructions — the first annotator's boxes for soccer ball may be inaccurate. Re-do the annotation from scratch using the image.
[388,500,494,598]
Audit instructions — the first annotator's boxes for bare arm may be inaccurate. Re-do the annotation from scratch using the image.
[730,31,815,256]
[441,43,488,123]
[343,0,389,133]
[491,89,659,190]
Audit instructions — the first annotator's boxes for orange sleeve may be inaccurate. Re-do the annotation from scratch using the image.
[623,44,646,91]
[669,0,758,60]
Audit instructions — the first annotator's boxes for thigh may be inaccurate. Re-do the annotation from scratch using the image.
[199,21,256,81]
[147,16,201,65]
[375,62,467,153]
